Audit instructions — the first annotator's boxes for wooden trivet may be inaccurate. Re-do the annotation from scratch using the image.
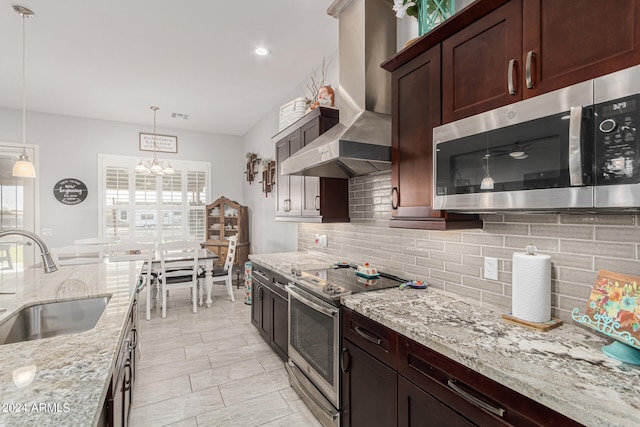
[501,313,563,332]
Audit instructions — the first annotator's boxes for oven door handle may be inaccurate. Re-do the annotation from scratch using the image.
[286,284,339,317]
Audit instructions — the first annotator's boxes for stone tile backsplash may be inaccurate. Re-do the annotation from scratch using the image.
[298,171,640,321]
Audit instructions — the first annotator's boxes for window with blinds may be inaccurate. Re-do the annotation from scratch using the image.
[100,155,209,243]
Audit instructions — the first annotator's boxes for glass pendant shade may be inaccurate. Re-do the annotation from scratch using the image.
[480,176,495,190]
[163,163,175,175]
[149,160,164,175]
[12,152,36,178]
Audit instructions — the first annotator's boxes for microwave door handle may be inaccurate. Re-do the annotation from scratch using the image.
[568,105,584,186]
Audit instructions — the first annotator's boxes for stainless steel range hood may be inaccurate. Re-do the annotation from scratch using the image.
[280,0,396,179]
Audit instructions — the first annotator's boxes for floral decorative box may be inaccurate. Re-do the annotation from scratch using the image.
[572,269,640,364]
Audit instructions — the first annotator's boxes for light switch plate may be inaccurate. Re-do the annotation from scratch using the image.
[484,257,498,280]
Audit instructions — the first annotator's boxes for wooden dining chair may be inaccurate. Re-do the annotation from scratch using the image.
[157,241,201,318]
[211,235,237,302]
[105,242,156,320]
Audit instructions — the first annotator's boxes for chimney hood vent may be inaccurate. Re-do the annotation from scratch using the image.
[280,0,396,178]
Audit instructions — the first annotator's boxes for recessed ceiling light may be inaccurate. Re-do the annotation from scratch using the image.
[254,47,270,56]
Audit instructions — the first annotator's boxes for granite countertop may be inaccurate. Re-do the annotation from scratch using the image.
[343,287,640,427]
[0,261,141,427]
[251,251,640,426]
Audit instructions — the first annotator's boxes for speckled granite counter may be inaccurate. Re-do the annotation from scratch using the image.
[0,261,141,427]
[343,287,640,427]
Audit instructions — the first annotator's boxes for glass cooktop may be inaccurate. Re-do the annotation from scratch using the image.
[294,265,407,304]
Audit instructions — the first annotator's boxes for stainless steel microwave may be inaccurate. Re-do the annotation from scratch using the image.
[433,64,640,212]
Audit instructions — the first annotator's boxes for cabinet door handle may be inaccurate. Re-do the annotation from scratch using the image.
[129,328,138,350]
[314,195,320,211]
[391,187,399,210]
[354,326,382,345]
[284,199,291,212]
[340,347,350,373]
[124,361,133,392]
[525,51,535,89]
[507,59,517,95]
[258,286,263,300]
[447,379,505,417]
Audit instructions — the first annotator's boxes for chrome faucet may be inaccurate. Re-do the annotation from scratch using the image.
[0,229,58,273]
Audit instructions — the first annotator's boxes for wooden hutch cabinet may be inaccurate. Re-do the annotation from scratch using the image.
[203,196,249,268]
[273,106,349,223]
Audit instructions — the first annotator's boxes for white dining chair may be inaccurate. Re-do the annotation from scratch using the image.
[105,242,156,320]
[74,236,121,245]
[50,244,106,265]
[211,235,237,302]
[157,241,201,318]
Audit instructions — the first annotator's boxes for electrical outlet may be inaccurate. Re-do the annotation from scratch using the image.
[314,234,328,248]
[484,257,498,280]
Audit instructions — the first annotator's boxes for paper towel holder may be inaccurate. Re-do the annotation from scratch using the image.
[525,244,537,255]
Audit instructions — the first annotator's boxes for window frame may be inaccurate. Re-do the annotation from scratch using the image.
[98,154,210,243]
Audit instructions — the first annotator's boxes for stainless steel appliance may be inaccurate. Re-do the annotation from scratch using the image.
[286,265,406,427]
[433,64,640,212]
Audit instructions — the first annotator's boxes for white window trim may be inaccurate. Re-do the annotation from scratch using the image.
[98,154,210,242]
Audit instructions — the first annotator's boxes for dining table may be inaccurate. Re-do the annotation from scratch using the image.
[148,247,219,308]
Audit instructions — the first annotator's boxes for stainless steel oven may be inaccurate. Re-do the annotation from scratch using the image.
[286,283,340,427]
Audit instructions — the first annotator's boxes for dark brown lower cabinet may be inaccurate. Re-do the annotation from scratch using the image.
[341,308,584,427]
[103,298,137,427]
[341,339,397,427]
[250,264,288,362]
[398,376,474,427]
[269,277,288,361]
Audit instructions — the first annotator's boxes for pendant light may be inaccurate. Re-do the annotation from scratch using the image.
[135,106,175,175]
[12,5,36,178]
[480,135,494,190]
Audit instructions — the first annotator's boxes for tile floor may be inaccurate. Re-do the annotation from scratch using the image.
[129,283,322,427]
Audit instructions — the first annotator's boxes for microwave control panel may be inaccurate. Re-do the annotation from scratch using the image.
[595,95,640,184]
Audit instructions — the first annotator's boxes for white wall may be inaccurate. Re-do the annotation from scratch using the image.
[0,108,244,247]
[241,52,340,255]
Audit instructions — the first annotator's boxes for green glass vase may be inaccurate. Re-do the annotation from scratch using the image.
[418,0,455,36]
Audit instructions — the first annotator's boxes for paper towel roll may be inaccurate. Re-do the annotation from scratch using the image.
[512,251,551,323]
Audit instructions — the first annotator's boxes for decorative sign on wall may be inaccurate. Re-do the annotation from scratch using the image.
[53,178,88,205]
[139,133,178,153]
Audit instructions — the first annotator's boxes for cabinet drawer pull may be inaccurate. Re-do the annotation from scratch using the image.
[129,328,138,350]
[340,347,350,373]
[507,59,517,95]
[391,187,399,210]
[354,326,382,345]
[447,379,505,417]
[525,51,535,89]
[253,269,268,281]
[124,361,133,392]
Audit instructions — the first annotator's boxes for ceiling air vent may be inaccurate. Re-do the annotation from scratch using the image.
[171,113,189,120]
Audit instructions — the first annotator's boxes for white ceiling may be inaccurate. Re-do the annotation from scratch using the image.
[0,0,339,136]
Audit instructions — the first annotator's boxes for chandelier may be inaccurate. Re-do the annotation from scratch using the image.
[135,106,175,175]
